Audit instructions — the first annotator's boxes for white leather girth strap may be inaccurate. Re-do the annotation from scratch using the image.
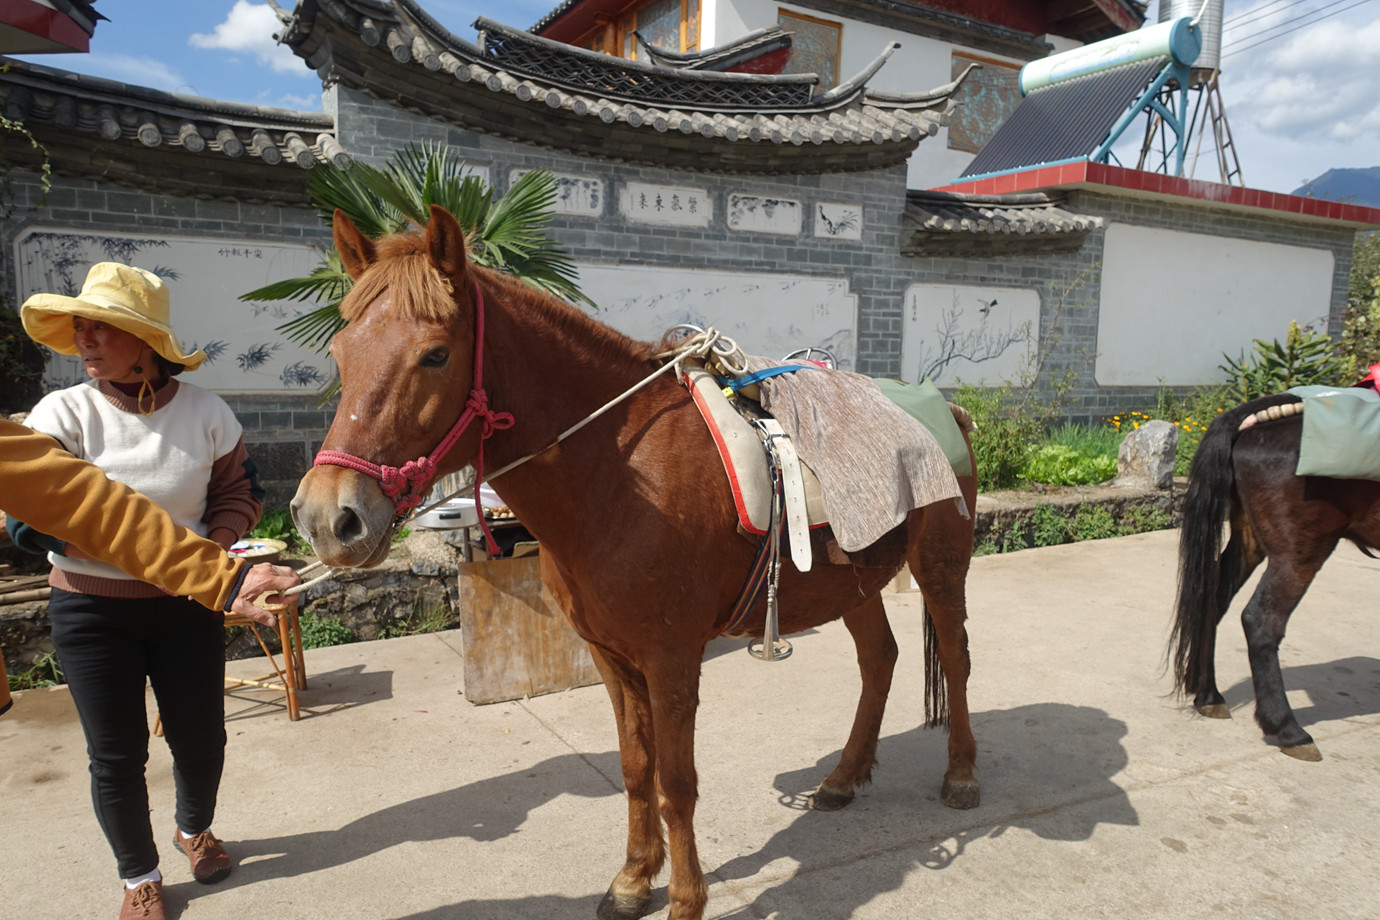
[757,418,812,572]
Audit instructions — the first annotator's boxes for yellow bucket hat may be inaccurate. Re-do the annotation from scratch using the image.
[21,262,206,371]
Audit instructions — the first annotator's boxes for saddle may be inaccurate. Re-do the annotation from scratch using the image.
[682,354,971,571]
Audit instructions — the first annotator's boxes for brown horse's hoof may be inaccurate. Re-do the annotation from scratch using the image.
[1280,743,1323,762]
[809,786,855,811]
[597,889,652,920]
[1196,703,1232,719]
[941,778,980,810]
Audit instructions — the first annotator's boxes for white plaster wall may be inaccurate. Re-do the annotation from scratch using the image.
[710,0,1030,188]
[1095,224,1336,386]
[573,263,858,369]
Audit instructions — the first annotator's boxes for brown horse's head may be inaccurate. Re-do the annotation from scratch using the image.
[291,205,481,567]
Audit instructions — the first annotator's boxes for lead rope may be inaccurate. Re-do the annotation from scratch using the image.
[280,327,742,598]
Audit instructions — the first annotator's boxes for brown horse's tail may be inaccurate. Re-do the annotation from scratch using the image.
[921,598,950,729]
[1169,395,1295,696]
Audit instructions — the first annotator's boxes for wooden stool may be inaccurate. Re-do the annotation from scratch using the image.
[223,597,307,720]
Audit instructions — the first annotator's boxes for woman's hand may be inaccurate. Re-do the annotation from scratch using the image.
[229,563,301,626]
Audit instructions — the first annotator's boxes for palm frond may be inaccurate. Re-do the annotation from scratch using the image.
[246,143,595,356]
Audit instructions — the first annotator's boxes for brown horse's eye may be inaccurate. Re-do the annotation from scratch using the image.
[420,347,450,369]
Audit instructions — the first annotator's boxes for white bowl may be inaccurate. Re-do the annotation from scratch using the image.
[414,499,480,530]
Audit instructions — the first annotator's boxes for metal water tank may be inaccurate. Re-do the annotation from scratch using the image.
[1159,0,1224,78]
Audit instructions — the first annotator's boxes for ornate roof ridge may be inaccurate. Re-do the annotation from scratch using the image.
[281,0,970,174]
[632,25,792,72]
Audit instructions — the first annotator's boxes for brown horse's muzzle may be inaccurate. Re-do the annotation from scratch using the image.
[291,466,397,567]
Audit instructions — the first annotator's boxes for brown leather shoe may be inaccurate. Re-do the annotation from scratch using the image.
[119,881,166,920]
[172,829,232,884]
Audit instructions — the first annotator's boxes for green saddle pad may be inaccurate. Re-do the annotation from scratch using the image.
[872,378,973,478]
[1287,385,1380,480]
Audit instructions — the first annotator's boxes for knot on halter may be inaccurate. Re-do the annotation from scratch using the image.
[378,457,438,514]
[466,389,515,439]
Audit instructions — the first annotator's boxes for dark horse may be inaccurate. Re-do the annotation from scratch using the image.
[291,206,980,920]
[1170,392,1380,760]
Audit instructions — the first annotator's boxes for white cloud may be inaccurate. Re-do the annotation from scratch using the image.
[80,53,190,94]
[1223,10,1380,142]
[189,0,300,74]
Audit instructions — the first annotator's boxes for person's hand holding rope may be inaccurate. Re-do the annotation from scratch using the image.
[229,563,301,626]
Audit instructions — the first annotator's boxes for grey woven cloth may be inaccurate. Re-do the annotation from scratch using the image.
[744,356,962,552]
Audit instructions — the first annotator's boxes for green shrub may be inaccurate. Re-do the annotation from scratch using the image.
[1030,503,1070,547]
[7,651,64,691]
[298,610,356,649]
[952,382,1042,491]
[248,507,309,555]
[1122,505,1173,534]
[1070,504,1122,541]
[1220,320,1349,403]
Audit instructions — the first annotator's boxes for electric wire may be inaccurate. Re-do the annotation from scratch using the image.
[1221,0,1376,56]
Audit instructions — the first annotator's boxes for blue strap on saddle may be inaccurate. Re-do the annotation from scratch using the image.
[720,363,820,392]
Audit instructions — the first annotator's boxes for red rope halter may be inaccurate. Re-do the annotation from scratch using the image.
[313,282,514,553]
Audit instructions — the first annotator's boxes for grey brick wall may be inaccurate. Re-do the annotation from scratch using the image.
[1,86,1362,509]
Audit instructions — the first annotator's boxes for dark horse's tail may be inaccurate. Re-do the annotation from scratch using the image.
[1169,394,1299,697]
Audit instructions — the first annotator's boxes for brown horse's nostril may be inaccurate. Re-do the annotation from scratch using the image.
[332,504,366,545]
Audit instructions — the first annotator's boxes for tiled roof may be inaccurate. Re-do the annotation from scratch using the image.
[281,0,972,174]
[0,56,347,204]
[902,190,1104,256]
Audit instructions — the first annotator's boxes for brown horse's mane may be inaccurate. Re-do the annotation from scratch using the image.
[339,229,660,374]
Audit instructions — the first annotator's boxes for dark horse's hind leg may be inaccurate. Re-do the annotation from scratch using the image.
[1195,508,1265,719]
[1241,554,1332,761]
[811,593,897,811]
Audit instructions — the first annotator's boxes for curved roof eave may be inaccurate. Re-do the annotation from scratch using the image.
[282,0,964,174]
[0,55,348,205]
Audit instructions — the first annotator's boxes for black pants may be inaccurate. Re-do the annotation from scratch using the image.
[48,588,227,880]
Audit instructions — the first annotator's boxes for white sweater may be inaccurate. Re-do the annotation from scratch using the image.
[25,379,252,587]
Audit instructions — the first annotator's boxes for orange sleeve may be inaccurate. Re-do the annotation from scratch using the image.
[0,419,247,610]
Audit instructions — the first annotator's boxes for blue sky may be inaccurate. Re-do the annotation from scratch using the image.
[10,0,1380,196]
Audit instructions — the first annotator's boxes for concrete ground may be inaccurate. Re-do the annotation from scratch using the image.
[3,528,1378,920]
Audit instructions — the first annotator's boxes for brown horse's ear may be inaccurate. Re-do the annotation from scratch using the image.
[333,208,377,280]
[424,204,467,283]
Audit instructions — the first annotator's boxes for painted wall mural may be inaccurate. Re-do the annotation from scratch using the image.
[814,203,863,240]
[727,193,802,235]
[574,264,857,369]
[901,283,1038,385]
[511,169,604,216]
[15,229,330,395]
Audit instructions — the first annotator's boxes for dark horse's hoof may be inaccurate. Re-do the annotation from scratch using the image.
[809,786,854,811]
[1280,743,1323,762]
[941,778,980,810]
[1196,703,1232,719]
[597,889,652,920]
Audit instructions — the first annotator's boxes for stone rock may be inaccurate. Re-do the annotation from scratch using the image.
[1112,419,1178,490]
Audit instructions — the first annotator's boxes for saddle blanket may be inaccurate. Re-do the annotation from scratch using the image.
[687,356,964,552]
[1288,384,1380,480]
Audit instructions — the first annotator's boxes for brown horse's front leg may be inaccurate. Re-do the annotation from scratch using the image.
[646,657,708,920]
[589,646,665,920]
[811,593,896,811]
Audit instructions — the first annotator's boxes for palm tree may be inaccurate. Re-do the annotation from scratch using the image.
[242,141,594,356]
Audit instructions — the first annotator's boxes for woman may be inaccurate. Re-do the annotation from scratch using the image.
[10,262,264,920]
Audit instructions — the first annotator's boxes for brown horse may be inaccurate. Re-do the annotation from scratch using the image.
[292,205,980,920]
[1170,392,1380,760]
